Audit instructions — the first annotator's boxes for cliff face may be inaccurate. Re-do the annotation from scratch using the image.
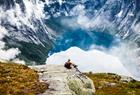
[30,65,95,95]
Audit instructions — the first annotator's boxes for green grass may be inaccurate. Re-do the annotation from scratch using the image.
[0,61,48,95]
[85,73,140,95]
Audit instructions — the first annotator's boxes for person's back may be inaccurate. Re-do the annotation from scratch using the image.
[64,59,72,69]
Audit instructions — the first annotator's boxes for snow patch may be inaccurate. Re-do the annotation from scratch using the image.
[116,10,123,17]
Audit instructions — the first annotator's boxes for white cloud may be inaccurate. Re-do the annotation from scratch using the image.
[0,26,8,49]
[0,48,20,60]
[0,26,20,61]
[62,4,113,30]
[0,26,8,39]
[0,41,5,49]
[46,47,134,79]
[0,0,45,32]
[70,4,85,16]
[0,0,46,62]
[109,42,140,79]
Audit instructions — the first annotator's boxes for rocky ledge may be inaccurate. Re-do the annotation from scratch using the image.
[30,65,95,95]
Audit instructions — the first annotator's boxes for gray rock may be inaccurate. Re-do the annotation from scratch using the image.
[30,65,95,95]
[120,75,134,83]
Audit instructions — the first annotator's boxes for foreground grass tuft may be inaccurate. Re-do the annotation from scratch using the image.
[85,73,140,95]
[0,61,48,95]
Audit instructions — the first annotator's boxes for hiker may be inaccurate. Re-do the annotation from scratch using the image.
[64,59,87,82]
[64,59,77,69]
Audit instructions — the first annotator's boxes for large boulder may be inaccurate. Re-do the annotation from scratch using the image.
[30,65,95,95]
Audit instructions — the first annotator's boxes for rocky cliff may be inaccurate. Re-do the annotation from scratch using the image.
[30,65,95,95]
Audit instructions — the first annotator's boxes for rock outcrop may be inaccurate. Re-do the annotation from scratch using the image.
[30,65,95,95]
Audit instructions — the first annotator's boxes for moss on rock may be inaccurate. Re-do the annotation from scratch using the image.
[68,76,95,95]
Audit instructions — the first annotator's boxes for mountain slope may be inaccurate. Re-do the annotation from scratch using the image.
[0,61,48,95]
[86,73,140,95]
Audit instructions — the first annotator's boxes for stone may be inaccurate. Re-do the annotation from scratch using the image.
[30,65,95,95]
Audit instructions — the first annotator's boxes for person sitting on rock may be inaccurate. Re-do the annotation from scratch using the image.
[64,59,77,69]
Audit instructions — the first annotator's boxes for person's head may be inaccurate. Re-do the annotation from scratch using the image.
[68,59,71,62]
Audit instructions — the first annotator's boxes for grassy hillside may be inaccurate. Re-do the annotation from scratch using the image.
[0,61,48,95]
[85,73,140,95]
